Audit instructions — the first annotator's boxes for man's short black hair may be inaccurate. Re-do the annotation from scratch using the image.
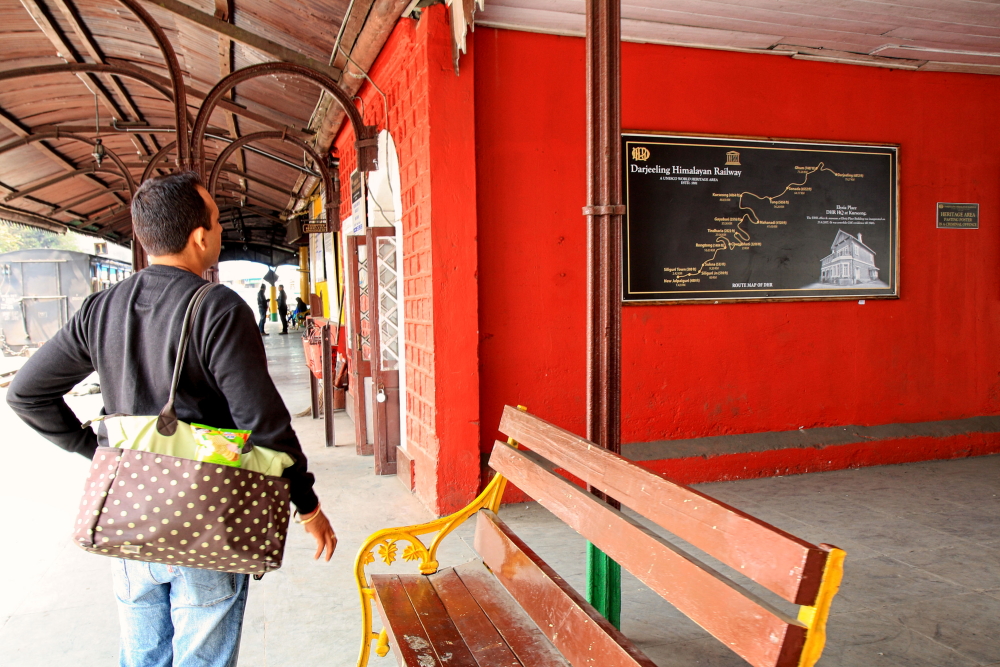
[131,171,212,256]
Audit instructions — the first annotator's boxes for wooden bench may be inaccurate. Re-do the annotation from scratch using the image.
[354,406,846,667]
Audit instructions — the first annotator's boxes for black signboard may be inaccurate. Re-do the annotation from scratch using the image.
[622,134,898,303]
[937,202,978,229]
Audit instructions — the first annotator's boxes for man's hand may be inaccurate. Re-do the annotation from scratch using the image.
[300,507,337,561]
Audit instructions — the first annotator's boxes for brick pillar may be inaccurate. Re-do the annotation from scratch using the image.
[405,6,481,515]
[334,6,481,515]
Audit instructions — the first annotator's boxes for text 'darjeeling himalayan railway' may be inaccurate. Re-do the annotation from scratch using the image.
[621,134,899,303]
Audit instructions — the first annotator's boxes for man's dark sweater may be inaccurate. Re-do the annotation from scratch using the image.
[7,264,318,513]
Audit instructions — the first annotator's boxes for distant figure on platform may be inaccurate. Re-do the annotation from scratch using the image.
[257,283,268,335]
[291,297,309,329]
[277,285,288,335]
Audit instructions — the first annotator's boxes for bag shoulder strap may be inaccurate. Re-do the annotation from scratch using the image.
[156,282,219,436]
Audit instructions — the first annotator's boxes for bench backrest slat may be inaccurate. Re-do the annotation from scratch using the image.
[474,509,658,667]
[499,406,827,605]
[488,442,808,667]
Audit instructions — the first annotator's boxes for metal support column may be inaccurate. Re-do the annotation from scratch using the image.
[321,322,336,447]
[309,370,321,420]
[583,0,623,629]
[132,239,148,272]
[299,246,310,304]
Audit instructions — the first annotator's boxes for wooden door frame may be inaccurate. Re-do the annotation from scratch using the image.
[367,226,399,476]
[345,234,372,456]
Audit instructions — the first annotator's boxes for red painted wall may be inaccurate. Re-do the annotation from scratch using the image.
[333,6,480,514]
[475,29,1000,457]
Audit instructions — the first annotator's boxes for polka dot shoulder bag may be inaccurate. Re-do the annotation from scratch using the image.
[72,283,292,576]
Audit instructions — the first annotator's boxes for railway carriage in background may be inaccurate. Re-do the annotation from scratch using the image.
[0,248,130,349]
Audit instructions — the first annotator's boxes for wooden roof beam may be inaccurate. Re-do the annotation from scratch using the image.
[217,191,288,212]
[32,123,230,135]
[50,186,126,216]
[221,167,295,197]
[214,0,247,199]
[18,0,147,157]
[144,0,342,80]
[95,208,134,234]
[0,104,85,176]
[0,204,69,233]
[50,0,154,155]
[331,0,376,71]
[0,106,31,138]
[3,166,121,202]
[219,206,285,225]
[219,183,288,212]
[104,58,313,139]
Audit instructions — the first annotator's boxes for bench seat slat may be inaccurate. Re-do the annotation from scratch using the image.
[451,562,572,667]
[499,405,827,605]
[474,509,658,667]
[489,443,807,667]
[427,568,526,666]
[371,574,448,667]
[398,575,483,667]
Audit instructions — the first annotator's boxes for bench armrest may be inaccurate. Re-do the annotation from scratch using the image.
[354,412,526,667]
[797,545,846,667]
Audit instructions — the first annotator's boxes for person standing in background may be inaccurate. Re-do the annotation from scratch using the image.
[257,283,268,335]
[277,284,289,335]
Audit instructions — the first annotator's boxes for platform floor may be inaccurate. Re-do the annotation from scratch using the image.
[1,321,999,666]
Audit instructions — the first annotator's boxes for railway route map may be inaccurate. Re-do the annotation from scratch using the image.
[621,134,898,303]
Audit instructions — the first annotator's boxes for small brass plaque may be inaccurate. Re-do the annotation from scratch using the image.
[303,222,330,234]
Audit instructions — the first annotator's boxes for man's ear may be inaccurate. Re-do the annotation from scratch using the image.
[189,225,209,251]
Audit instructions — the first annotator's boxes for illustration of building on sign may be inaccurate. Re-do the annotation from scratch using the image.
[820,230,880,285]
[725,151,740,165]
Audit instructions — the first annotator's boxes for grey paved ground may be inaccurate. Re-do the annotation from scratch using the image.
[2,321,999,666]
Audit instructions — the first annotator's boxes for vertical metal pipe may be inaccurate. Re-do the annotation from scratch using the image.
[585,0,623,460]
[584,0,623,628]
[299,246,311,302]
[131,238,148,271]
[322,322,336,447]
[310,369,321,420]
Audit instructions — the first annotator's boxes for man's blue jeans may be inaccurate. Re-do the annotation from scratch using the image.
[112,559,249,667]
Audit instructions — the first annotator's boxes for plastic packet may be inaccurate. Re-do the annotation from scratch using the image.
[191,423,251,467]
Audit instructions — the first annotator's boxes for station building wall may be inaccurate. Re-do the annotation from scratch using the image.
[331,5,480,515]
[332,9,1000,515]
[475,28,1000,484]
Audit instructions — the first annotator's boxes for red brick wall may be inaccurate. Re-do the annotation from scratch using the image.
[331,5,480,515]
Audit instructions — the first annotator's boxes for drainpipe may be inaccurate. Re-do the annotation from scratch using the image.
[583,0,623,629]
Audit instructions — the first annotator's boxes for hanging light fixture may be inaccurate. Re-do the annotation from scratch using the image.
[91,94,105,167]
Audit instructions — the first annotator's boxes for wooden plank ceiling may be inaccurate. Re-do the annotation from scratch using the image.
[0,0,393,263]
[475,0,1000,76]
[2,0,993,259]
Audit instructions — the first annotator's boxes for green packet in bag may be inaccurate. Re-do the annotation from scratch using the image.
[97,415,294,477]
[190,423,250,467]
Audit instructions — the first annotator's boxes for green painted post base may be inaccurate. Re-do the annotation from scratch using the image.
[270,313,277,321]
[586,542,621,629]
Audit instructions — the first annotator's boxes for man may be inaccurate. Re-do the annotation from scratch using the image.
[257,282,269,335]
[277,284,289,335]
[7,172,336,667]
